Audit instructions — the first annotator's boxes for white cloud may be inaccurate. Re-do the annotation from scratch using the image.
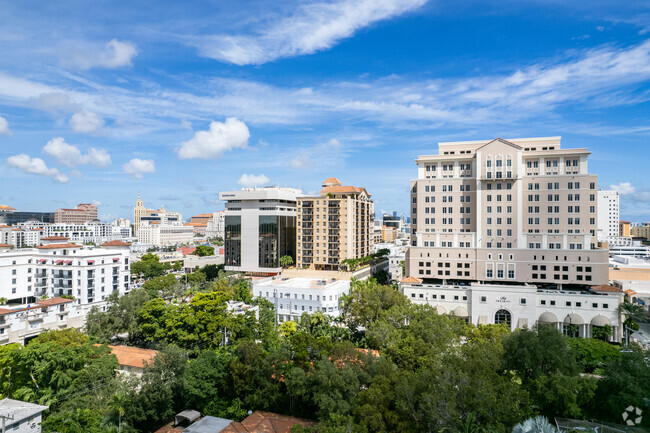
[42,137,111,167]
[177,117,250,159]
[290,153,315,170]
[70,110,105,133]
[123,158,155,178]
[62,39,138,70]
[238,174,270,188]
[0,115,10,135]
[6,154,68,183]
[611,182,636,195]
[195,0,427,65]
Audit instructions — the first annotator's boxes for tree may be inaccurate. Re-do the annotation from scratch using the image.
[130,253,171,279]
[86,289,151,342]
[141,274,181,298]
[592,324,612,341]
[280,255,294,268]
[194,245,215,256]
[42,408,105,433]
[340,278,408,335]
[512,416,559,433]
[109,391,128,432]
[567,338,621,373]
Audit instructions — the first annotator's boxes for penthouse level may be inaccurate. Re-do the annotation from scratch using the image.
[407,137,608,287]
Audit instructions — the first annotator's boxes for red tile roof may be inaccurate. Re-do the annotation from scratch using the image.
[400,276,423,283]
[0,205,15,210]
[103,345,159,369]
[0,244,12,248]
[100,240,131,247]
[321,185,371,197]
[590,284,622,293]
[322,177,342,185]
[36,243,80,249]
[41,236,69,241]
[221,411,315,433]
[36,297,73,307]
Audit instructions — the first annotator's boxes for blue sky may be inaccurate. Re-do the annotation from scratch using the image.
[0,0,649,222]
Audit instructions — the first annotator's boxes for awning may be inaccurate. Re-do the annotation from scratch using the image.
[452,306,469,317]
[517,318,529,329]
[434,305,447,314]
[538,312,558,323]
[37,259,46,263]
[591,315,611,327]
[478,315,489,325]
[55,260,63,264]
[87,260,95,264]
[112,257,120,261]
[564,313,584,325]
[174,410,200,426]
[64,260,72,265]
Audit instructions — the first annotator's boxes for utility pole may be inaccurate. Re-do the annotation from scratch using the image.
[1,413,14,433]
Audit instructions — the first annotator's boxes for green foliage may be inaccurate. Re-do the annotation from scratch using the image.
[200,263,224,281]
[512,416,559,433]
[340,278,408,335]
[130,253,171,279]
[141,274,181,298]
[280,255,294,268]
[592,324,612,341]
[42,408,105,433]
[86,289,151,342]
[568,338,621,372]
[194,245,215,256]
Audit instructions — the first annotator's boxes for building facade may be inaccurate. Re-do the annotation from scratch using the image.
[597,190,619,242]
[253,277,350,322]
[631,224,650,241]
[400,280,624,341]
[206,210,226,239]
[296,178,373,271]
[0,399,48,432]
[136,222,194,246]
[133,196,182,235]
[54,203,98,224]
[0,205,54,226]
[407,137,608,287]
[0,240,131,306]
[220,187,301,275]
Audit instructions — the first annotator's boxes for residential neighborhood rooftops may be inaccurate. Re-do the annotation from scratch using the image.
[222,411,316,433]
[100,240,131,247]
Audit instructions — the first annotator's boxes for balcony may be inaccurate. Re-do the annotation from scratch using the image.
[301,223,313,229]
[35,279,47,288]
[26,312,43,322]
[328,223,340,229]
[0,333,8,342]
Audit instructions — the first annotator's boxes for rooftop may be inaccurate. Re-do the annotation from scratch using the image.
[100,240,131,247]
[0,398,48,424]
[103,345,158,369]
[254,277,350,291]
[222,411,315,433]
[35,243,80,249]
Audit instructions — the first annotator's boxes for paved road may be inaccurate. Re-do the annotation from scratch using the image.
[631,322,650,348]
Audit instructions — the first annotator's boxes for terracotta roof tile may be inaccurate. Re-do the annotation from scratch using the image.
[0,205,16,210]
[41,236,70,240]
[590,284,622,293]
[36,297,73,306]
[400,276,423,283]
[322,177,342,184]
[222,411,315,433]
[100,240,131,247]
[101,345,159,369]
[36,243,80,249]
[0,244,12,248]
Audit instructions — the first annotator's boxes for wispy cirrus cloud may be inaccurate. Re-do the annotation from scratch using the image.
[60,39,139,70]
[192,0,428,65]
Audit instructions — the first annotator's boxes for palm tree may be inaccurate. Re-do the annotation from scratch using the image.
[109,391,128,432]
[619,301,648,324]
[512,416,558,433]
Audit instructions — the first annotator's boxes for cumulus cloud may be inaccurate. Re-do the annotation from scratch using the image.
[610,182,636,195]
[123,158,155,178]
[195,0,427,65]
[42,137,111,167]
[70,110,105,133]
[62,39,138,70]
[290,153,314,170]
[6,154,68,183]
[177,117,250,159]
[0,115,10,135]
[238,174,270,188]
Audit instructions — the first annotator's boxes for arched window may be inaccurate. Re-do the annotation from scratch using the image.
[494,309,511,328]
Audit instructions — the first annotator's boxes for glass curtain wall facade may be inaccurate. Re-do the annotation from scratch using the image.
[259,215,296,268]
[224,216,241,266]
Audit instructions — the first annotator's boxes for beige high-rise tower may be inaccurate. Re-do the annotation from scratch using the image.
[296,178,373,271]
[406,137,609,286]
[133,196,146,236]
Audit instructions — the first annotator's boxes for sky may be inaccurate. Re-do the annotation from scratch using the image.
[0,0,649,222]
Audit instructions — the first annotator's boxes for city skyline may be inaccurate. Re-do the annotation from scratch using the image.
[1,1,649,221]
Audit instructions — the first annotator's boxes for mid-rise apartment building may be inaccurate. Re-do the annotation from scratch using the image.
[0,205,54,226]
[631,224,650,241]
[407,137,608,286]
[136,222,194,246]
[54,203,98,224]
[0,240,131,306]
[206,210,226,239]
[597,190,619,242]
[296,178,373,271]
[220,187,301,275]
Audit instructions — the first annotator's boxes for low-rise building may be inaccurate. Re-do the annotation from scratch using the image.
[400,279,624,341]
[104,345,158,376]
[137,222,194,246]
[253,277,350,322]
[0,398,48,433]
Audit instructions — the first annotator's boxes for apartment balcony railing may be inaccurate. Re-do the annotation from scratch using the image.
[35,280,48,288]
[301,223,313,229]
[26,312,43,322]
[328,223,340,229]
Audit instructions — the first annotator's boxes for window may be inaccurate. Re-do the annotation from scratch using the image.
[480,296,487,302]
[494,309,511,328]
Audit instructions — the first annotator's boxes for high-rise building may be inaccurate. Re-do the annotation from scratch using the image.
[132,196,181,235]
[296,178,373,271]
[219,187,302,275]
[406,137,608,286]
[597,190,619,241]
[54,204,98,224]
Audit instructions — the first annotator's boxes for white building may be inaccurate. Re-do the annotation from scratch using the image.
[598,190,619,242]
[3,221,132,247]
[0,240,131,306]
[253,277,350,322]
[206,210,226,239]
[0,297,92,346]
[400,278,624,341]
[374,242,405,281]
[0,398,48,433]
[137,222,194,246]
[220,187,302,275]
